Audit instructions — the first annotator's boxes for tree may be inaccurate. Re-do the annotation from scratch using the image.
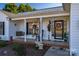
[18,4,26,12]
[3,3,37,13]
[32,8,37,11]
[25,4,32,12]
[3,3,18,13]
[18,3,33,12]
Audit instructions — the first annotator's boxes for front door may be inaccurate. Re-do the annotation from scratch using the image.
[54,20,64,39]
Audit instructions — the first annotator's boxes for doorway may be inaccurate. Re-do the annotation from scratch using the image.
[54,20,64,40]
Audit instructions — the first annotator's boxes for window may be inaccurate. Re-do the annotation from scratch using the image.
[0,22,4,35]
[26,22,39,35]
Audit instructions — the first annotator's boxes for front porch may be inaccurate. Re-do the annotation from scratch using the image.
[8,15,70,55]
[8,16,69,50]
[9,16,69,43]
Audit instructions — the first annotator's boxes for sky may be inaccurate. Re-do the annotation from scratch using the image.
[0,3,62,10]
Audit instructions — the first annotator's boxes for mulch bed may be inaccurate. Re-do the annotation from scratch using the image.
[0,40,69,56]
[25,42,50,56]
[0,40,50,56]
[11,41,50,56]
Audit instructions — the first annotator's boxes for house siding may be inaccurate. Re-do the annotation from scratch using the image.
[9,20,25,39]
[0,11,9,41]
[9,20,16,39]
[70,3,79,55]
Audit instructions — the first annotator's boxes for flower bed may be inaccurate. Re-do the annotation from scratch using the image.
[11,43,26,56]
[11,42,50,56]
[0,40,8,48]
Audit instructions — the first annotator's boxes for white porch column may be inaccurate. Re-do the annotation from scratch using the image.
[50,17,55,40]
[24,19,27,42]
[39,17,43,43]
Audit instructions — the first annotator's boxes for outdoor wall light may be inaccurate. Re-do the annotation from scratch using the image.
[14,23,16,26]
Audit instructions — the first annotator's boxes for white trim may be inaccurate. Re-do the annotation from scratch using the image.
[12,13,69,20]
[52,39,64,42]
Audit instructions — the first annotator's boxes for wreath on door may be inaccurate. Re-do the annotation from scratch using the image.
[55,22,62,31]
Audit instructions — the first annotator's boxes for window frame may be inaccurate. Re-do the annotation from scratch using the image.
[0,22,5,35]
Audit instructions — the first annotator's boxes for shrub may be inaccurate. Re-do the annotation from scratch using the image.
[12,43,26,56]
[64,32,68,42]
[0,40,7,48]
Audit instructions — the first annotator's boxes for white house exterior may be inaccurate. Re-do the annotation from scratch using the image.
[1,3,79,56]
[2,3,79,56]
[0,4,70,42]
[0,11,10,41]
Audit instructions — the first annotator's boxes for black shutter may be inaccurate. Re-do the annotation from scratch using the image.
[3,22,4,35]
[26,22,28,34]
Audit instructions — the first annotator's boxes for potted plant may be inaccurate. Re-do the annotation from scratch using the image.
[64,32,68,42]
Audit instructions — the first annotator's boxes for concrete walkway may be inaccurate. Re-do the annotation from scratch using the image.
[44,47,70,56]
